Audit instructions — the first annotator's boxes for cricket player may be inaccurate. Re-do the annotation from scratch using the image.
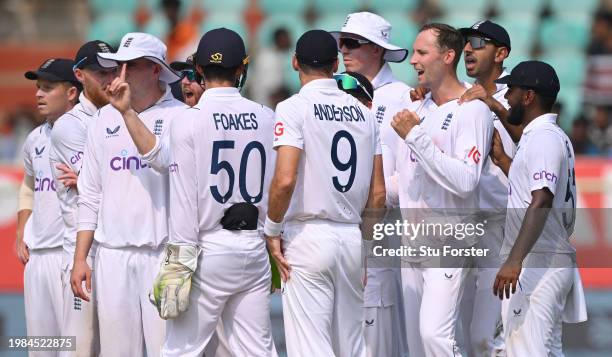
[170,53,205,106]
[266,29,386,357]
[490,60,587,356]
[454,20,514,355]
[70,32,183,357]
[17,58,79,352]
[115,28,276,357]
[332,13,412,356]
[392,23,493,356]
[47,41,115,357]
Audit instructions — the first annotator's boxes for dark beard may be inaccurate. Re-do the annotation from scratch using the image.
[507,104,525,126]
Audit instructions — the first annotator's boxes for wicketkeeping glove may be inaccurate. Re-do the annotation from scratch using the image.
[149,244,200,320]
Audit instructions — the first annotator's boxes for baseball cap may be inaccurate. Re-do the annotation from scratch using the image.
[295,30,338,67]
[170,53,195,72]
[495,60,560,97]
[73,40,115,70]
[195,28,248,68]
[330,12,408,63]
[459,20,511,52]
[97,32,181,83]
[25,58,80,86]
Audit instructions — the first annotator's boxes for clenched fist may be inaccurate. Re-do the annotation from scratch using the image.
[391,109,420,140]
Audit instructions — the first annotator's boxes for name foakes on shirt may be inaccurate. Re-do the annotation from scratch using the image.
[313,103,366,123]
[213,112,258,131]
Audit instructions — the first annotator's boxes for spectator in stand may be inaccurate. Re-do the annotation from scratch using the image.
[570,117,600,156]
[588,106,612,155]
[588,10,612,55]
[249,27,292,107]
[162,0,202,62]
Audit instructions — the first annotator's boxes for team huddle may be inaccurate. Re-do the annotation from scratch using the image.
[15,10,587,357]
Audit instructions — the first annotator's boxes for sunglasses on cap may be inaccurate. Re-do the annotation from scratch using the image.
[338,37,371,50]
[333,73,373,101]
[467,36,498,50]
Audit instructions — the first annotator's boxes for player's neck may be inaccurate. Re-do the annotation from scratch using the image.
[204,80,235,89]
[299,73,330,87]
[475,66,503,95]
[430,73,465,106]
[523,108,549,127]
[361,62,384,83]
[131,84,164,113]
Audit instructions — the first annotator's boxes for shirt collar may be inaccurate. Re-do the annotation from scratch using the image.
[300,78,338,92]
[78,92,98,116]
[523,113,558,134]
[494,69,510,93]
[200,87,240,102]
[371,63,396,89]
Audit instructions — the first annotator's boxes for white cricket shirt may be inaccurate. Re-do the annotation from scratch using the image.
[166,87,275,244]
[49,93,98,255]
[77,87,186,248]
[502,113,576,255]
[397,93,494,209]
[274,79,381,224]
[22,123,64,249]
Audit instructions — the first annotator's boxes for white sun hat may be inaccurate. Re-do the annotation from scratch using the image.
[330,12,409,63]
[97,32,181,83]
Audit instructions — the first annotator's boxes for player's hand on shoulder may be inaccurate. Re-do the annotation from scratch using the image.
[493,259,522,300]
[266,235,291,283]
[459,84,493,108]
[391,109,420,140]
[107,63,132,115]
[409,86,428,102]
[70,259,92,302]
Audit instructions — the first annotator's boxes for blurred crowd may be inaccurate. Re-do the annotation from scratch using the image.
[1,0,612,163]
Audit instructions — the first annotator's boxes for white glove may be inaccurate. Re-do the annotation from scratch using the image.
[149,244,200,319]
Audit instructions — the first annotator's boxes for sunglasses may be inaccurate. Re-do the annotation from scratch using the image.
[180,69,198,82]
[338,37,371,50]
[333,74,373,101]
[467,36,496,50]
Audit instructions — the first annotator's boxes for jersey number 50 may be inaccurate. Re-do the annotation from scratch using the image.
[210,140,266,204]
[331,130,357,193]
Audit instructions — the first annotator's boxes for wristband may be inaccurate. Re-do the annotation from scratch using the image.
[264,216,283,237]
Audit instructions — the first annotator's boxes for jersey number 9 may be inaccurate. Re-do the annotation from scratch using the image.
[331,130,357,193]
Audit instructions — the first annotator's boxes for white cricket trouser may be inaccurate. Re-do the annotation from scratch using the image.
[59,252,98,357]
[402,263,469,357]
[461,218,505,357]
[163,230,277,357]
[364,269,406,357]
[95,245,165,357]
[24,247,63,357]
[502,265,574,356]
[281,220,365,357]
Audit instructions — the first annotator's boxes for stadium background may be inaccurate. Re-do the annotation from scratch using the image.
[0,0,611,355]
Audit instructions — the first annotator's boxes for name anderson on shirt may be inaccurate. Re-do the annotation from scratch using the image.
[313,104,365,123]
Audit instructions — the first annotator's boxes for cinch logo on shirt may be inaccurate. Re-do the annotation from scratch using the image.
[70,151,84,165]
[409,149,418,162]
[106,125,120,138]
[533,170,558,184]
[35,177,56,192]
[110,149,149,171]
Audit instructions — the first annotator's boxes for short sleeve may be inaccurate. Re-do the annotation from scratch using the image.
[526,130,564,195]
[22,134,34,177]
[273,97,305,150]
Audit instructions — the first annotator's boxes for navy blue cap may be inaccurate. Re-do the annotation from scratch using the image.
[195,28,247,68]
[296,30,338,67]
[459,20,511,52]
[25,58,79,86]
[74,40,115,70]
[495,60,560,97]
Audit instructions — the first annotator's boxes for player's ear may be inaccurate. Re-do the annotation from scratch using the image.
[292,55,299,72]
[66,84,79,103]
[73,68,85,83]
[444,49,456,66]
[494,47,509,64]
